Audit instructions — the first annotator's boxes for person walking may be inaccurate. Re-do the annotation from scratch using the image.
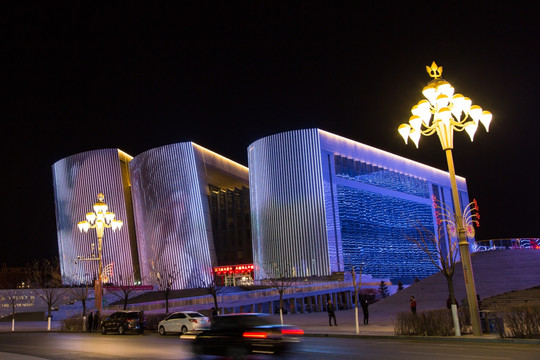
[410,296,417,315]
[87,311,94,332]
[361,299,369,325]
[327,299,337,326]
[94,311,100,331]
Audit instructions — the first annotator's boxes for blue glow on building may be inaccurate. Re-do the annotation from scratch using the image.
[249,129,472,283]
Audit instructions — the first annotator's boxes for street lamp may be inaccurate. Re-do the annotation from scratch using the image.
[398,62,491,336]
[77,193,123,316]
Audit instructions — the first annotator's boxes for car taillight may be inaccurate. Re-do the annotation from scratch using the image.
[189,319,198,323]
[243,331,268,339]
[281,329,304,336]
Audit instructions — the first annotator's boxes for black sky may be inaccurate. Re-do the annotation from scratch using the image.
[4,2,539,266]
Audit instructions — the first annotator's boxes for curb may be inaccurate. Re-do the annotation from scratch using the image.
[303,332,540,344]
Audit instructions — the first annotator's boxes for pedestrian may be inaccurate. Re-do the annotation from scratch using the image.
[410,296,417,315]
[94,311,100,331]
[361,299,369,325]
[327,299,337,326]
[87,311,94,332]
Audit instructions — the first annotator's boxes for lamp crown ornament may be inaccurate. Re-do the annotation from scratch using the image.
[426,61,443,79]
[398,62,492,149]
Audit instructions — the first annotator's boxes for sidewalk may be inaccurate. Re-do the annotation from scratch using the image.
[268,308,540,343]
[2,309,538,344]
[273,308,396,337]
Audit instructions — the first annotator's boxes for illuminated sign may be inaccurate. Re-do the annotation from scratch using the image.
[214,264,254,274]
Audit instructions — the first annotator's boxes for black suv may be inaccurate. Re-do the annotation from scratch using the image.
[192,313,303,357]
[100,311,146,335]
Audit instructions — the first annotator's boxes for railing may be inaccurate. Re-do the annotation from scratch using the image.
[109,281,359,312]
[474,238,540,252]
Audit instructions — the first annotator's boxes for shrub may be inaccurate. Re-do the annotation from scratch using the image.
[61,316,85,331]
[490,304,540,338]
[394,309,466,336]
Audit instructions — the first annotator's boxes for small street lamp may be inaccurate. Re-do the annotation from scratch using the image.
[77,193,123,316]
[398,62,491,336]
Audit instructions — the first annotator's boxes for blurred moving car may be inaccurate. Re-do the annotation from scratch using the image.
[158,311,210,335]
[100,310,146,335]
[191,313,303,358]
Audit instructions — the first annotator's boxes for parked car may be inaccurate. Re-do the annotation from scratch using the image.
[191,313,303,358]
[100,310,146,335]
[158,311,211,335]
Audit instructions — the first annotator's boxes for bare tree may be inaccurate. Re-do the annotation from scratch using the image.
[147,263,178,314]
[107,271,144,310]
[261,263,295,325]
[408,198,463,336]
[0,286,28,331]
[64,276,92,318]
[198,267,225,314]
[26,258,64,323]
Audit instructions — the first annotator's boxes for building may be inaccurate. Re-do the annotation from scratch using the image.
[129,142,250,290]
[53,144,250,290]
[53,130,473,288]
[248,129,473,284]
[52,149,140,286]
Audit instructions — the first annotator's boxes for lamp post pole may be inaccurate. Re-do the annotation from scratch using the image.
[77,193,123,317]
[398,62,492,336]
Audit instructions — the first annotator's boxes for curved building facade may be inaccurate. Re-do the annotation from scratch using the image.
[130,143,250,290]
[52,149,140,286]
[249,129,472,283]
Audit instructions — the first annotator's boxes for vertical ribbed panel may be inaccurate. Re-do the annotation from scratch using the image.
[249,129,329,279]
[52,149,136,286]
[129,143,213,290]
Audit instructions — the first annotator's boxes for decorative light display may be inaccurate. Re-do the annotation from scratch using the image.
[398,62,492,148]
[77,193,123,315]
[397,62,490,336]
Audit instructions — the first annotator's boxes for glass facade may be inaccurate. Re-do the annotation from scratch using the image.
[208,185,252,266]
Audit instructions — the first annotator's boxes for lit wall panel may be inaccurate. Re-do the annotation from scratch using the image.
[52,149,137,286]
[129,143,215,289]
[249,129,330,279]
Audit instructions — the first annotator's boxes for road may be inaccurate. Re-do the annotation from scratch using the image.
[0,332,538,360]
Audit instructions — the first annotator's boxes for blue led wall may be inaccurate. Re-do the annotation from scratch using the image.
[337,186,438,283]
[249,129,473,283]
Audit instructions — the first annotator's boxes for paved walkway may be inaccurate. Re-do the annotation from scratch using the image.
[0,309,501,341]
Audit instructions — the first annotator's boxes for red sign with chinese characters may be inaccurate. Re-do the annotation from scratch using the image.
[214,264,254,274]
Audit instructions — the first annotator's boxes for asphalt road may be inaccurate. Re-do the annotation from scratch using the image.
[0,332,538,360]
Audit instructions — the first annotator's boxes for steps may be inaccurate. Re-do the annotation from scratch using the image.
[370,250,540,317]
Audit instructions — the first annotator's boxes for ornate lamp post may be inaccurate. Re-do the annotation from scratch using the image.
[77,193,123,316]
[398,62,491,336]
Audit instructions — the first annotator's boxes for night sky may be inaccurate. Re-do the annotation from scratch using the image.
[4,2,539,267]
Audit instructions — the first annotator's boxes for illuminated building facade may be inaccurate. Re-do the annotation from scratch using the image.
[52,149,140,286]
[53,144,250,290]
[120,142,250,290]
[249,129,472,283]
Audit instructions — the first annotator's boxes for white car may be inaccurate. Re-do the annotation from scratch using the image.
[158,311,211,335]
